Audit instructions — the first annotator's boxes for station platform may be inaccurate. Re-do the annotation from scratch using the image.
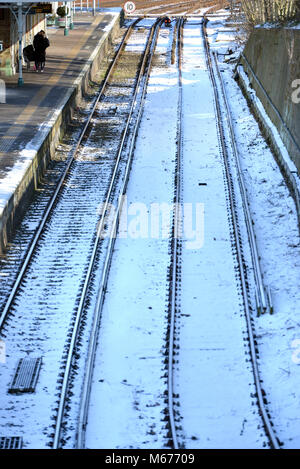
[0,9,122,252]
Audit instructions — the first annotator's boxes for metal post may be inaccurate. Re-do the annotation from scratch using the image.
[64,1,69,35]
[93,0,95,16]
[70,1,74,29]
[0,79,6,103]
[17,4,23,86]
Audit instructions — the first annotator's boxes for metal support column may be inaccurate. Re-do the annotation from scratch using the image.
[64,1,69,35]
[70,1,74,30]
[17,3,24,86]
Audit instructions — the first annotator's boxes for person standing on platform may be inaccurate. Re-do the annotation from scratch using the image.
[23,44,35,71]
[33,30,50,72]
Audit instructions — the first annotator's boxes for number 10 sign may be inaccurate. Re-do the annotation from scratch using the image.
[124,1,136,14]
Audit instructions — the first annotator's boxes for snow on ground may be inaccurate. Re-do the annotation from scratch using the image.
[0,112,59,214]
[85,19,269,449]
[0,11,299,450]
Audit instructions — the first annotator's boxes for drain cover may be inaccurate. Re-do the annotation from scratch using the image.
[0,136,15,153]
[9,357,42,394]
[0,437,23,449]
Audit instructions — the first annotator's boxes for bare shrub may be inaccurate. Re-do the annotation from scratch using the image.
[241,0,298,25]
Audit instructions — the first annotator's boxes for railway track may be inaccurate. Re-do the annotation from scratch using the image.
[211,47,272,317]
[76,0,210,15]
[74,18,162,449]
[52,18,162,449]
[139,1,200,16]
[0,18,162,449]
[165,17,184,450]
[77,18,185,449]
[202,17,280,449]
[77,17,185,449]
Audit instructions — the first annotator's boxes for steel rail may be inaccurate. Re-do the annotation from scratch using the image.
[211,51,270,315]
[136,0,198,15]
[0,19,140,333]
[166,17,184,450]
[75,19,162,449]
[202,18,280,449]
[142,13,204,18]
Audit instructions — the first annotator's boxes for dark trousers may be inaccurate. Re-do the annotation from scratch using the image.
[35,61,45,70]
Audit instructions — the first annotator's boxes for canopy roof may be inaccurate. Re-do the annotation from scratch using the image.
[0,1,61,4]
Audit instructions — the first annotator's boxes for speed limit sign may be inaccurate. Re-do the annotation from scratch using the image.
[124,1,136,14]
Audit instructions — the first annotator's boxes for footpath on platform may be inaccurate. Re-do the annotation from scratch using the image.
[0,8,122,252]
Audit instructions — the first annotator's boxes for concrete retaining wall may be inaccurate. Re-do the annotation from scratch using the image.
[241,27,300,173]
[236,65,300,231]
[0,12,121,253]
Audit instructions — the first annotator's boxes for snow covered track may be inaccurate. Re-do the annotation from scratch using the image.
[211,52,271,317]
[79,17,280,450]
[53,19,162,449]
[75,19,162,450]
[83,18,184,449]
[166,17,184,450]
[202,18,280,449]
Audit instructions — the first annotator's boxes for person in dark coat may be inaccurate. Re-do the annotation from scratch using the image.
[33,30,50,72]
[23,44,35,70]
